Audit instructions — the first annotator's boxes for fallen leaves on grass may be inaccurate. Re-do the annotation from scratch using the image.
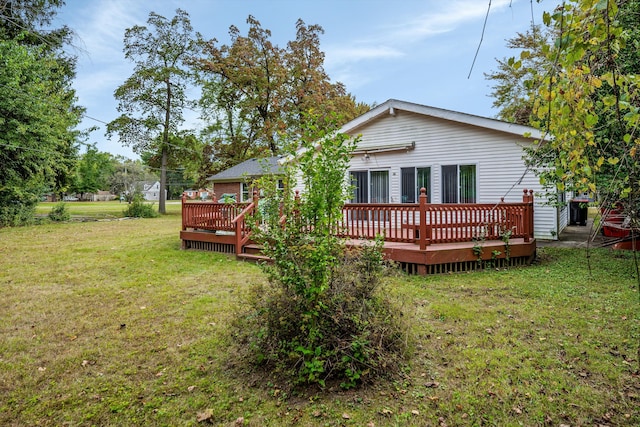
[196,409,213,423]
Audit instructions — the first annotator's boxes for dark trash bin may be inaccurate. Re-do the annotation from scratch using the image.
[569,200,588,226]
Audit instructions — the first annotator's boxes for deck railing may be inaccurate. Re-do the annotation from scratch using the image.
[182,189,535,251]
[232,196,258,255]
[181,197,249,232]
[339,189,534,248]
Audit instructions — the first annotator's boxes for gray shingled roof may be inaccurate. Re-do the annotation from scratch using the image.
[206,156,284,182]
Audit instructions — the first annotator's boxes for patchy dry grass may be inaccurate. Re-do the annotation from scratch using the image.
[0,214,638,426]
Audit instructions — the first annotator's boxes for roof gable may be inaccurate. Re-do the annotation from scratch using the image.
[341,99,546,140]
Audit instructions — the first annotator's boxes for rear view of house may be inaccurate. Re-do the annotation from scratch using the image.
[331,99,566,240]
[181,99,561,274]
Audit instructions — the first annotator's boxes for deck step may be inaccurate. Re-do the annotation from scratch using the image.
[236,253,272,264]
[243,243,264,255]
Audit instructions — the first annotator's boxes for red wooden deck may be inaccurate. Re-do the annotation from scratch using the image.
[180,189,537,274]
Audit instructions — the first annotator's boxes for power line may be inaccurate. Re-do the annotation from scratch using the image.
[468,0,493,79]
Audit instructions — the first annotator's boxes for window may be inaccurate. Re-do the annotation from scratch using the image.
[401,167,431,203]
[350,170,389,203]
[240,182,250,202]
[350,171,368,203]
[442,164,476,203]
[370,170,389,203]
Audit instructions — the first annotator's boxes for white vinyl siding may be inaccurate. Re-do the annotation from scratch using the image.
[347,110,559,239]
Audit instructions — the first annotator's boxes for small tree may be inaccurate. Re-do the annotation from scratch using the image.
[233,115,408,389]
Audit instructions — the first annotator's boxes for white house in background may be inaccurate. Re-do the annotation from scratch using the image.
[140,181,163,201]
[309,99,567,240]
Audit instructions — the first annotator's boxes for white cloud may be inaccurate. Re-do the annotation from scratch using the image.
[323,0,518,98]
[71,0,146,65]
[325,0,515,67]
[385,0,514,42]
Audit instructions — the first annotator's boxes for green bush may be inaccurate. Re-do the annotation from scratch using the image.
[0,203,36,227]
[234,116,409,389]
[48,202,70,222]
[123,194,158,218]
[239,239,406,389]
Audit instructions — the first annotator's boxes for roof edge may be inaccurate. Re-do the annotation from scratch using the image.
[341,99,548,141]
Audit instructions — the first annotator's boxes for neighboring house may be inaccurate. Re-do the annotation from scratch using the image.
[294,99,567,240]
[206,157,284,202]
[139,181,163,201]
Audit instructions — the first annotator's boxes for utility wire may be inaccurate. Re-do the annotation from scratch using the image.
[468,0,492,79]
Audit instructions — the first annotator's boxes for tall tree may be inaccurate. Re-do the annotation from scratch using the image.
[0,1,82,225]
[527,0,640,218]
[70,145,115,199]
[486,0,640,221]
[485,26,552,125]
[106,9,199,214]
[197,16,368,174]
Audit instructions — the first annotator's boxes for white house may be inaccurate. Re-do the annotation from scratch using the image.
[299,99,567,240]
[140,181,162,201]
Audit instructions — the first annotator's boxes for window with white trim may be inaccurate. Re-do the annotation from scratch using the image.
[240,182,250,202]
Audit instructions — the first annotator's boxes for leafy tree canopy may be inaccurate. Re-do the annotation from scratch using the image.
[70,144,115,198]
[196,16,370,177]
[0,0,83,225]
[0,40,81,224]
[488,0,640,222]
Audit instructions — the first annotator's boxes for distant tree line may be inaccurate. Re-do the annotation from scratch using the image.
[1,2,370,224]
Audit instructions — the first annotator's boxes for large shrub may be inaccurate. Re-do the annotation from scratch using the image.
[233,117,408,389]
[0,188,37,227]
[123,193,158,218]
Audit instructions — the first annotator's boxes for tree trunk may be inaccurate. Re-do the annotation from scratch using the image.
[159,78,172,215]
[159,146,168,214]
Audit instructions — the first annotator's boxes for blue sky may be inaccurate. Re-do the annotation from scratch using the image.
[56,0,556,159]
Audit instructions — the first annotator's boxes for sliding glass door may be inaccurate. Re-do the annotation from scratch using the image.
[442,164,476,203]
[350,170,389,203]
[401,167,431,203]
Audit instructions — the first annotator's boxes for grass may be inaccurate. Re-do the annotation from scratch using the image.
[35,200,182,219]
[0,204,638,426]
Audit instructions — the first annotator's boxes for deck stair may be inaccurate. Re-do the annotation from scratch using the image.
[237,243,272,264]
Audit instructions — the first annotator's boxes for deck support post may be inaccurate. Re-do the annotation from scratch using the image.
[419,187,430,250]
[522,189,534,242]
[181,193,187,231]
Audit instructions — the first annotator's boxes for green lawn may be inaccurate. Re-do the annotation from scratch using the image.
[36,200,183,219]
[0,212,638,426]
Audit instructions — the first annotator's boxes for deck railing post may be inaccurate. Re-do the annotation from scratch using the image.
[181,193,187,231]
[523,189,534,242]
[419,187,429,250]
[528,190,534,241]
